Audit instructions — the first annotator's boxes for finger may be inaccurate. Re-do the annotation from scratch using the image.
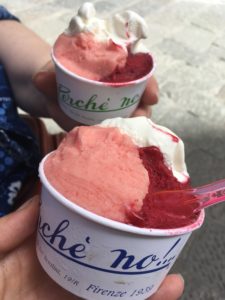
[149,274,184,300]
[141,76,159,106]
[0,196,40,254]
[33,61,57,101]
[33,62,82,131]
[132,104,152,118]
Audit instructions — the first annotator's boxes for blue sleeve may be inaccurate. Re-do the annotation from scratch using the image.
[0,5,20,21]
[0,7,41,216]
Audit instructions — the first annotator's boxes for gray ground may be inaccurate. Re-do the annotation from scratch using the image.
[3,0,225,299]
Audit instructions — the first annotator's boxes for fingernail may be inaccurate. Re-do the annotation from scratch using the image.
[39,61,54,72]
[176,273,185,284]
[17,197,34,211]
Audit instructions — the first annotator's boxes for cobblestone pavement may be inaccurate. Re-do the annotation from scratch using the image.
[2,0,225,299]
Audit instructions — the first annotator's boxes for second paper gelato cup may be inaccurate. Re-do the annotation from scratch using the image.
[52,51,154,125]
[36,154,205,300]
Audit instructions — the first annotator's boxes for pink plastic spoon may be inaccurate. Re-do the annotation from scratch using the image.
[154,178,225,215]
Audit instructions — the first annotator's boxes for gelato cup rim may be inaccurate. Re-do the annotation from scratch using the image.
[39,152,205,237]
[51,49,155,87]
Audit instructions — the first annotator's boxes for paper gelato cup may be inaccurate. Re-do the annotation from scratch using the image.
[36,154,205,300]
[52,51,154,125]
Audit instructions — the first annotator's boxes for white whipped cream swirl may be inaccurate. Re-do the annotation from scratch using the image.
[64,2,149,53]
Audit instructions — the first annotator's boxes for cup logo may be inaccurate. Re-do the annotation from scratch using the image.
[38,217,182,275]
[58,84,140,113]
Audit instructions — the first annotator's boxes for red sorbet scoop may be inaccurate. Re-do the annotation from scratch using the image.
[128,146,199,229]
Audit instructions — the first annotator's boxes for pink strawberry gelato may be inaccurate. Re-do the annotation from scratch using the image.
[44,125,149,223]
[54,32,127,81]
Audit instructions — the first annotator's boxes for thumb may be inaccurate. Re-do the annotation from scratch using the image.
[33,61,82,131]
[149,274,184,300]
[0,196,40,254]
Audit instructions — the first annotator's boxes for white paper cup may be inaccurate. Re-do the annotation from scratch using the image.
[52,51,154,125]
[36,154,205,300]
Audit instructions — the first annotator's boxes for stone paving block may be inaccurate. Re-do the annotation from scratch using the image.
[195,61,225,95]
[51,0,93,10]
[148,0,208,29]
[146,25,183,50]
[208,202,225,226]
[1,0,53,14]
[174,216,225,299]
[201,133,225,162]
[123,0,175,18]
[173,24,216,54]
[191,5,225,35]
[151,93,178,123]
[209,44,225,67]
[153,38,207,66]
[160,80,225,121]
[187,149,225,185]
[94,0,128,15]
[214,33,225,49]
[17,6,69,41]
[218,85,225,104]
